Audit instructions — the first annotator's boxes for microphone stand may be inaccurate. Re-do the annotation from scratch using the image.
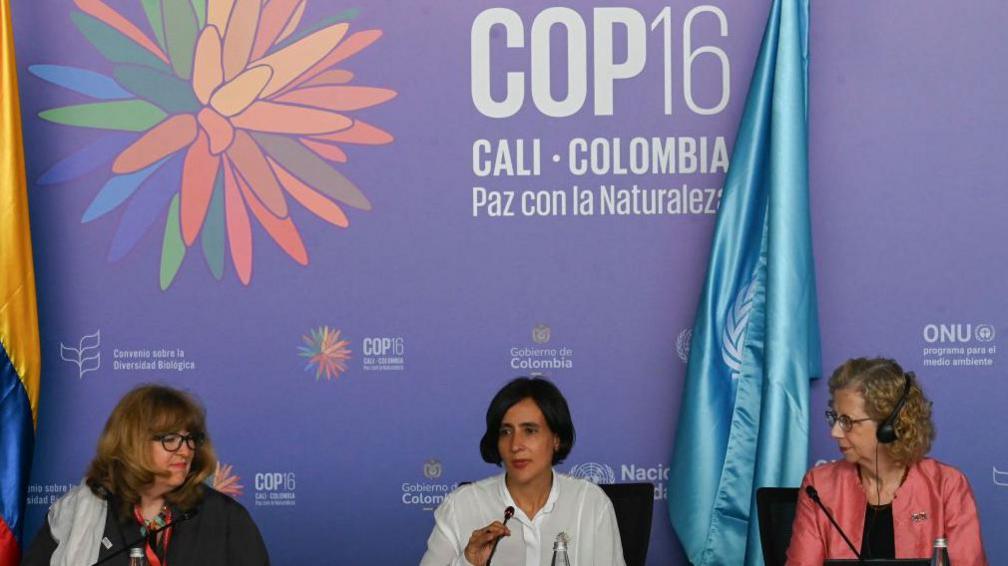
[805,486,864,564]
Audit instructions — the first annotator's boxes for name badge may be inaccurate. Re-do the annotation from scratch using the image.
[911,512,928,522]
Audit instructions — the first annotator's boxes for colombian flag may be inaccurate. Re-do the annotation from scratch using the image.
[0,0,41,563]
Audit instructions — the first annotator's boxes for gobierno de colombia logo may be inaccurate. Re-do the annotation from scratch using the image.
[32,1,396,289]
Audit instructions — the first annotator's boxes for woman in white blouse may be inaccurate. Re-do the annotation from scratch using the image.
[420,377,625,566]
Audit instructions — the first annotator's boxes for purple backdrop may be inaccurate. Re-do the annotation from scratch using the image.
[12,1,1007,564]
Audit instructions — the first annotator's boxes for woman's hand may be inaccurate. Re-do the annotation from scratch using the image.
[463,521,511,566]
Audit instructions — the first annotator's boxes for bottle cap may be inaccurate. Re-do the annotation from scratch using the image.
[553,531,569,551]
[129,547,145,557]
[934,537,948,548]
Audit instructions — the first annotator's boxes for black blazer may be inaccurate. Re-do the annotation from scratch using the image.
[22,487,270,565]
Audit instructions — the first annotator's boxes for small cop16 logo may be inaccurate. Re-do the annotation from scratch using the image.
[254,472,296,492]
[299,326,351,381]
[253,472,296,507]
[362,337,404,356]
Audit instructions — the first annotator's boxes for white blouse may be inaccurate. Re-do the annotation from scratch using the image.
[419,471,625,566]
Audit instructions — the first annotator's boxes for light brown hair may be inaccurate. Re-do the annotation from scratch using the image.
[85,384,216,518]
[828,357,935,464]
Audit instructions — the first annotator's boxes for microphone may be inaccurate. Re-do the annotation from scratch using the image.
[485,506,515,566]
[805,486,863,563]
[91,508,200,566]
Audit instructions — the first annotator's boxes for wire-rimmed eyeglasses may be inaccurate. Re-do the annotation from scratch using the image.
[824,410,873,432]
[152,432,206,452]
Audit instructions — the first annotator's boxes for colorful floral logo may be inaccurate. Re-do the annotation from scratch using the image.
[33,0,395,288]
[298,325,351,380]
[211,460,244,498]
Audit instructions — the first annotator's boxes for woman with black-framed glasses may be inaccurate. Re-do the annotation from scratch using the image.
[786,358,987,565]
[23,384,269,565]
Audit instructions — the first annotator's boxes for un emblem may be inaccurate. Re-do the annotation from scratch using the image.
[568,462,616,484]
[975,324,995,342]
[532,324,551,344]
[675,329,692,363]
[995,467,1008,487]
[423,459,443,480]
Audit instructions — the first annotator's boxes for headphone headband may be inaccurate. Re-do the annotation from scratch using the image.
[876,371,913,444]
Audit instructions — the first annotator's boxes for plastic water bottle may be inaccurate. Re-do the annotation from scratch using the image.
[550,532,571,566]
[128,547,148,566]
[930,537,950,566]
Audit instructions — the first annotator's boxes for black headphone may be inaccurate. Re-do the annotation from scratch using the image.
[876,372,913,444]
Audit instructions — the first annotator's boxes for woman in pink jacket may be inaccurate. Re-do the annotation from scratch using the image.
[786,358,987,565]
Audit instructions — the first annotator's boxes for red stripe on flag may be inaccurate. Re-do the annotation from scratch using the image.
[0,517,20,566]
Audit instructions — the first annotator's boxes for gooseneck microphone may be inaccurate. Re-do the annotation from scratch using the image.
[485,506,515,566]
[91,508,200,566]
[805,486,864,564]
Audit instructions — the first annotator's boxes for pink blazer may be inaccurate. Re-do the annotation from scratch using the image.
[786,458,987,566]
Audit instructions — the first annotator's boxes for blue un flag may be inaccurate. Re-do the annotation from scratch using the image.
[667,0,821,564]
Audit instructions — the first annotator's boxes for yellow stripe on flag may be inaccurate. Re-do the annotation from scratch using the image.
[0,0,41,425]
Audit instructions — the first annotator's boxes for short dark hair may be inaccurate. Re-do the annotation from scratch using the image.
[479,377,576,466]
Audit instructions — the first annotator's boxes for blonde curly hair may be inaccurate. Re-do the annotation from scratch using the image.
[828,357,934,464]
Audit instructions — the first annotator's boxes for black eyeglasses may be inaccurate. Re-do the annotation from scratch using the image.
[153,432,206,452]
[824,410,873,432]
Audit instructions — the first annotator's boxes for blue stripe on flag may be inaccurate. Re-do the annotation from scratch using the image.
[0,343,34,547]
